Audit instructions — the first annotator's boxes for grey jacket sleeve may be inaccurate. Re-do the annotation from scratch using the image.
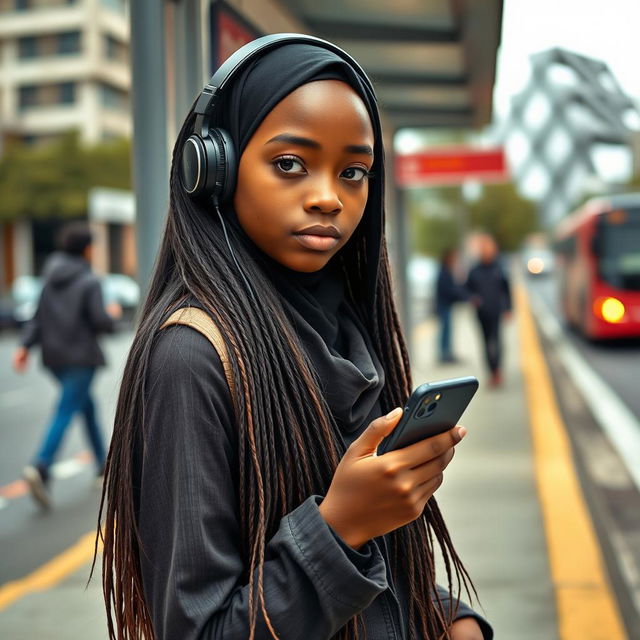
[20,306,41,349]
[84,278,115,333]
[138,326,388,640]
[434,585,493,639]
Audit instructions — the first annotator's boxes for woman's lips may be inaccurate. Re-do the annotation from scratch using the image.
[293,234,340,251]
[292,225,341,252]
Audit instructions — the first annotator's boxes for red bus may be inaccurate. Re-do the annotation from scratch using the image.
[554,194,640,339]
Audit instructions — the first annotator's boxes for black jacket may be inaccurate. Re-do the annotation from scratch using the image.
[135,325,493,639]
[465,260,512,318]
[435,265,469,313]
[21,252,115,368]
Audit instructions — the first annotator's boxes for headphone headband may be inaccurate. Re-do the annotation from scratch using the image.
[193,33,373,137]
[183,33,375,203]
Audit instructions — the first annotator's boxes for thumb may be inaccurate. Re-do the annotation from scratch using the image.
[351,407,403,457]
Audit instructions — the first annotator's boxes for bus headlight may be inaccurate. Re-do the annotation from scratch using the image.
[594,297,626,323]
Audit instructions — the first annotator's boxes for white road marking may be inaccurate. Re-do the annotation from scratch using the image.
[529,291,640,492]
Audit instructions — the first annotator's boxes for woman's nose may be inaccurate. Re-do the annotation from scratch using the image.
[303,177,343,215]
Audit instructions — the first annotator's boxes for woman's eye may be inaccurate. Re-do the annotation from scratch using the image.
[274,157,305,174]
[341,167,369,182]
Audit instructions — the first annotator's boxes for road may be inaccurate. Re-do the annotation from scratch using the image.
[0,328,132,585]
[527,271,640,419]
[523,269,640,636]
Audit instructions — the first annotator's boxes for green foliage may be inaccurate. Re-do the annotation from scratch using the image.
[468,182,538,251]
[0,131,131,222]
[412,213,461,258]
[407,186,465,258]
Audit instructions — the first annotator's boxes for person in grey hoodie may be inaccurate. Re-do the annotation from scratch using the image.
[12,222,121,508]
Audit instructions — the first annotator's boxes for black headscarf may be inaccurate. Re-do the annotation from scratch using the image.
[216,42,387,432]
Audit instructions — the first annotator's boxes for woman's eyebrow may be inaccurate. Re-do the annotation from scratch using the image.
[345,144,373,156]
[266,133,320,149]
[266,133,373,156]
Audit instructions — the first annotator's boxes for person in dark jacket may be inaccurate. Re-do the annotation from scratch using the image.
[12,222,121,508]
[465,234,512,387]
[97,36,493,640]
[435,248,469,363]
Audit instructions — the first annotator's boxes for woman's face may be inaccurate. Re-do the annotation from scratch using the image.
[233,79,375,272]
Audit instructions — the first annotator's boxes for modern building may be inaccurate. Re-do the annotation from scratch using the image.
[0,0,130,148]
[0,0,131,292]
[502,48,640,228]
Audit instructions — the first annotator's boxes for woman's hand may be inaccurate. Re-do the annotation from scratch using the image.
[318,408,466,549]
[449,616,484,639]
[12,347,29,373]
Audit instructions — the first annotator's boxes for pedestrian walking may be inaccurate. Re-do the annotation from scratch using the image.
[12,222,121,508]
[466,234,512,387]
[97,35,492,640]
[435,248,469,363]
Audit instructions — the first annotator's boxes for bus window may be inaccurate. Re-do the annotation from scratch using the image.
[597,208,640,291]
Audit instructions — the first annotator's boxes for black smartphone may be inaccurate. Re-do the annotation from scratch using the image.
[377,376,479,455]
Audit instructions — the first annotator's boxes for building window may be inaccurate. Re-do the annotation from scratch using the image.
[19,85,38,110]
[18,36,39,59]
[59,82,75,104]
[14,0,78,9]
[17,31,81,60]
[100,0,127,13]
[100,83,128,111]
[57,31,81,55]
[104,34,127,63]
[18,82,76,110]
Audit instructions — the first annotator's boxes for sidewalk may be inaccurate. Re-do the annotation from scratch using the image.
[412,302,559,639]
[1,298,559,639]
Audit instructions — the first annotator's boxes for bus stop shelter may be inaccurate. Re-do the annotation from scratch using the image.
[131,0,503,328]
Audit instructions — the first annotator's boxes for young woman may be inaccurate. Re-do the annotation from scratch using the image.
[98,36,493,640]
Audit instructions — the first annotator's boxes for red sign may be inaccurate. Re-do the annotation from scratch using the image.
[396,147,508,186]
[215,5,259,67]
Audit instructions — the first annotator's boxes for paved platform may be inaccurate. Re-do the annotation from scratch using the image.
[413,302,558,639]
[1,288,619,639]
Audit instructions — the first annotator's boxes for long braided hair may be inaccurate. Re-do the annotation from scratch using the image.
[95,69,476,640]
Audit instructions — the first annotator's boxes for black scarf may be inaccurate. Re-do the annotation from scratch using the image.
[217,42,386,432]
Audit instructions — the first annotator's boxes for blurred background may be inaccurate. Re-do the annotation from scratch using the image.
[1,1,639,639]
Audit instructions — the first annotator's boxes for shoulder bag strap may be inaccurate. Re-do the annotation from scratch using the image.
[160,307,235,397]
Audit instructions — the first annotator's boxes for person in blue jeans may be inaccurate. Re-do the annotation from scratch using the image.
[12,222,121,509]
[434,248,469,363]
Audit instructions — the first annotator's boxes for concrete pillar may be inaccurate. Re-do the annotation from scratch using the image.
[129,0,169,294]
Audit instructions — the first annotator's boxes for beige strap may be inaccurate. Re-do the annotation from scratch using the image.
[160,307,235,397]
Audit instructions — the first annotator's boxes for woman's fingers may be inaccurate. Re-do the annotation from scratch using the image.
[388,425,466,470]
[414,472,445,504]
[411,447,455,481]
[349,407,403,457]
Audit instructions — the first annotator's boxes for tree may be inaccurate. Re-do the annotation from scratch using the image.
[407,186,467,258]
[468,182,538,251]
[0,131,131,222]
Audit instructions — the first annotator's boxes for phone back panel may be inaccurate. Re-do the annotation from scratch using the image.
[379,376,478,454]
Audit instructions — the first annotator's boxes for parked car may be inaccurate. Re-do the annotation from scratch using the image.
[0,298,18,330]
[11,273,140,326]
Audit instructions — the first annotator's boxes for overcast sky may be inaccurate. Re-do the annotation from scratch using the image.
[494,0,640,116]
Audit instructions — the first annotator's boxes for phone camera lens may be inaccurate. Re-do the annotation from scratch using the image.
[427,402,438,413]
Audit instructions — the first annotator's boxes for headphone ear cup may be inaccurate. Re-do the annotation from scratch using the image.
[180,135,207,196]
[208,128,236,204]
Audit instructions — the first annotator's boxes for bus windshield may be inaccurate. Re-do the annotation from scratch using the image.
[598,209,640,291]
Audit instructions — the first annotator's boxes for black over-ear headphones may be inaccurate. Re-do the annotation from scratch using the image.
[179,33,373,206]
